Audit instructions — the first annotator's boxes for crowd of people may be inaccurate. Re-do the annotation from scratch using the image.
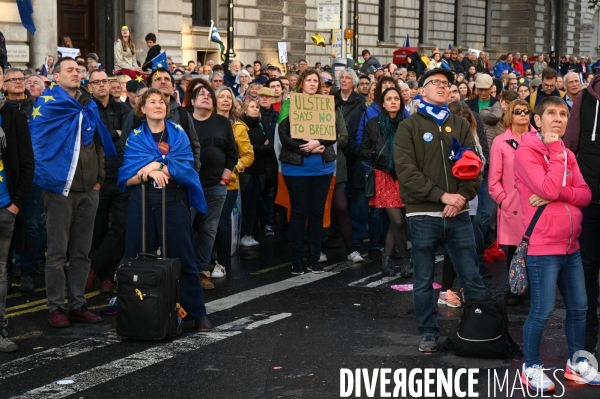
[2,29,600,392]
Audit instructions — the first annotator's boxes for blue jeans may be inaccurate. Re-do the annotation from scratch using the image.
[350,188,369,245]
[15,183,46,276]
[284,174,332,264]
[408,213,487,337]
[523,251,587,367]
[216,189,239,266]
[194,184,227,273]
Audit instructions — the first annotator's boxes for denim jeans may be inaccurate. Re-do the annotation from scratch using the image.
[89,178,129,281]
[44,189,99,312]
[284,174,332,264]
[0,209,17,324]
[15,183,46,277]
[523,251,587,366]
[350,188,369,245]
[408,212,487,337]
[579,203,600,353]
[241,174,264,237]
[216,189,239,266]
[194,184,227,273]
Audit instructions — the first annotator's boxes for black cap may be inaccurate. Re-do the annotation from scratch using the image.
[126,80,145,92]
[418,69,455,88]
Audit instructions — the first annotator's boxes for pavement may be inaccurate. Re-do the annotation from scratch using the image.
[2,229,600,399]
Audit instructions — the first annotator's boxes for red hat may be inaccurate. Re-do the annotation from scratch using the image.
[451,150,482,180]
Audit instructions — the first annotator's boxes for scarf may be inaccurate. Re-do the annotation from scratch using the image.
[118,120,207,213]
[417,99,450,126]
[378,111,403,170]
[30,85,116,195]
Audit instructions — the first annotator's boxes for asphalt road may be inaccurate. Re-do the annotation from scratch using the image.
[2,231,599,399]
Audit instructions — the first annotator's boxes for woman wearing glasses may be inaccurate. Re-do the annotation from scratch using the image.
[488,99,536,305]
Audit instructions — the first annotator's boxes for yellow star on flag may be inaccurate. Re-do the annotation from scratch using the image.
[32,106,43,120]
[0,176,3,182]
[50,82,57,89]
[157,63,163,68]
[40,95,56,103]
[155,71,160,79]
[135,75,144,83]
[133,128,142,136]
[174,124,183,131]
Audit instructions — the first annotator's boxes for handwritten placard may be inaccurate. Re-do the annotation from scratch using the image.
[289,93,336,140]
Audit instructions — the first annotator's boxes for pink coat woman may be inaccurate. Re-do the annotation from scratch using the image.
[488,126,537,245]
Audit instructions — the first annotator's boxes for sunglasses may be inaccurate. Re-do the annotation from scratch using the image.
[512,109,531,115]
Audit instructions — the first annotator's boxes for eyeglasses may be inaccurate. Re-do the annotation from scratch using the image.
[424,79,451,88]
[542,82,555,89]
[512,109,531,115]
[359,82,370,86]
[90,79,109,85]
[6,77,25,83]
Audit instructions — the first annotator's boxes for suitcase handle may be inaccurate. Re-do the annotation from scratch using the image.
[141,180,167,258]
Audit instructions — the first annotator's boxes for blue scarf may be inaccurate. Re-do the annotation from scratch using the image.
[417,99,450,126]
[30,85,117,195]
[118,120,207,213]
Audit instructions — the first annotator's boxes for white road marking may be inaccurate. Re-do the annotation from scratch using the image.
[347,272,381,287]
[13,313,290,399]
[365,275,403,288]
[348,272,403,288]
[0,333,121,382]
[206,271,337,314]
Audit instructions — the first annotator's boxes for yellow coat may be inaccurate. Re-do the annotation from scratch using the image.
[230,121,255,190]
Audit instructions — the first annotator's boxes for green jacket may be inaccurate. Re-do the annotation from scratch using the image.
[394,112,482,214]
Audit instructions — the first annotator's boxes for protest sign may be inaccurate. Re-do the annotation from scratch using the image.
[289,93,336,140]
[58,47,80,59]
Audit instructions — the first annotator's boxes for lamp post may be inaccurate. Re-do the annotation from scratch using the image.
[226,0,236,63]
[353,0,358,70]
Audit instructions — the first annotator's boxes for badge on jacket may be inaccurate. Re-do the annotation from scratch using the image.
[423,132,433,142]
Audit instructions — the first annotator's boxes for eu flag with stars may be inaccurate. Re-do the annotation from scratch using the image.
[17,0,36,34]
[151,51,168,70]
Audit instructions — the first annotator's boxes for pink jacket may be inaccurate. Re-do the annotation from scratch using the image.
[514,133,591,256]
[488,127,536,245]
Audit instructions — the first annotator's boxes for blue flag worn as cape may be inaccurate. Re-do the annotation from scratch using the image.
[30,85,117,195]
[118,120,207,213]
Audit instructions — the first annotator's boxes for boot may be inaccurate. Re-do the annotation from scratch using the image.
[381,256,396,277]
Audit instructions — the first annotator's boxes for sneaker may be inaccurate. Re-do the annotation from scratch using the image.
[438,290,462,308]
[399,257,413,277]
[240,235,259,247]
[20,275,34,293]
[307,262,324,274]
[35,262,45,275]
[347,251,364,263]
[0,328,18,353]
[565,358,600,385]
[418,335,438,352]
[211,262,226,279]
[521,363,555,392]
[291,263,304,275]
[318,252,328,263]
[264,225,275,236]
[368,249,383,261]
[200,272,215,290]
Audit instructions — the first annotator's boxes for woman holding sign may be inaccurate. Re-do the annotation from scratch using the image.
[276,69,336,275]
[359,87,411,278]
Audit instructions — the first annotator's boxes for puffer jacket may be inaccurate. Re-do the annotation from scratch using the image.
[230,121,255,190]
[514,133,591,256]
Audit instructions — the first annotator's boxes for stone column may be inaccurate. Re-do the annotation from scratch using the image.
[133,0,158,66]
[31,0,57,70]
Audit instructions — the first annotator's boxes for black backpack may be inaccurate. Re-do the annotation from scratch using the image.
[444,298,520,359]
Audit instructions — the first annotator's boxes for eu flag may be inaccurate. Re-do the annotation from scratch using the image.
[151,51,168,70]
[17,0,36,35]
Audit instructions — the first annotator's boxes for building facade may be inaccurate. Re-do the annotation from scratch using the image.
[1,0,599,71]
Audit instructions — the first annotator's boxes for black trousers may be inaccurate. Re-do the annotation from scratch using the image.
[580,203,600,353]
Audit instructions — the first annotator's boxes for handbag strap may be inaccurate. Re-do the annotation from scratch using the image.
[523,204,547,241]
[374,139,389,164]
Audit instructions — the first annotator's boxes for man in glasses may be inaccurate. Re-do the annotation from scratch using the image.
[87,70,130,294]
[4,69,34,118]
[395,69,486,353]
[356,75,371,96]
[525,67,566,129]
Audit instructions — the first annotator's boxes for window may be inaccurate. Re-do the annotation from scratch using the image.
[378,0,388,42]
[192,0,211,27]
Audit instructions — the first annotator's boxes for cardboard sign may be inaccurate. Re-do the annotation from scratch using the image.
[58,47,80,59]
[289,93,336,140]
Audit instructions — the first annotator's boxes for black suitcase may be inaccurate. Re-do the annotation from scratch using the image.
[115,183,185,340]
